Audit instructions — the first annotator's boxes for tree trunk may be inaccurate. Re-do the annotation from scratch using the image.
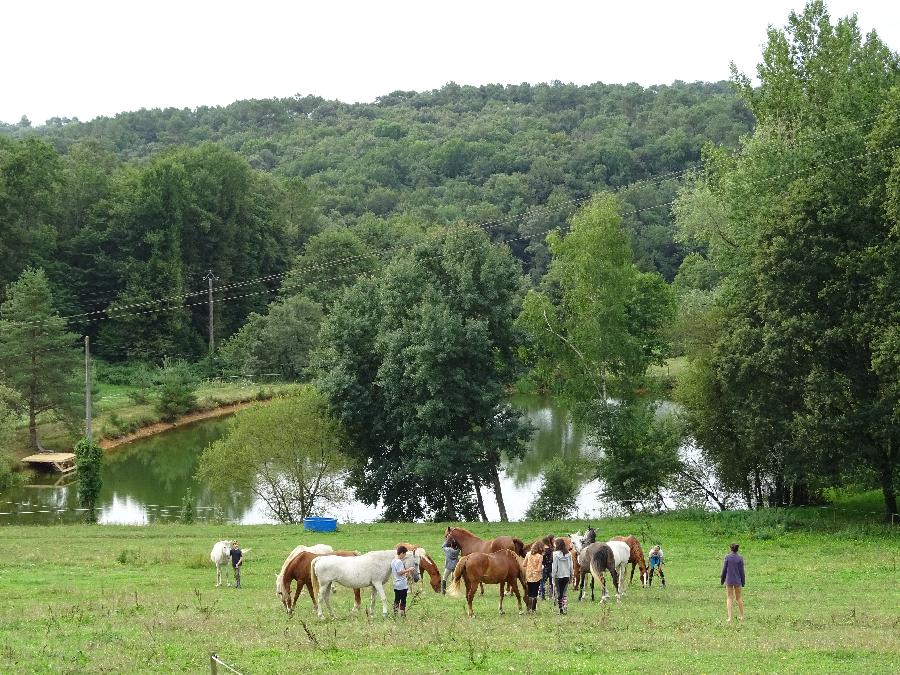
[445,489,458,522]
[881,463,898,523]
[472,478,488,522]
[490,467,508,522]
[28,402,39,451]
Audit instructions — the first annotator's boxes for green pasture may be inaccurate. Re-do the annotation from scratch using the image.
[2,501,897,674]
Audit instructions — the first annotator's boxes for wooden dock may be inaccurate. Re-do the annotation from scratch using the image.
[21,453,77,474]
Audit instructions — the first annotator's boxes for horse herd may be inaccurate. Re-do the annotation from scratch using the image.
[211,527,655,619]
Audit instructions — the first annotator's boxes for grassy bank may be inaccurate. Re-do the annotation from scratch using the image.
[10,380,299,459]
[2,505,897,673]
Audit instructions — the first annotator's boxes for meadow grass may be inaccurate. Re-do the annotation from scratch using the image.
[2,503,897,673]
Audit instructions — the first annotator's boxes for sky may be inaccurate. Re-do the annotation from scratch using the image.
[3,0,899,125]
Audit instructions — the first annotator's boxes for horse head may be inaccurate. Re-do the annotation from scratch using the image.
[569,532,584,553]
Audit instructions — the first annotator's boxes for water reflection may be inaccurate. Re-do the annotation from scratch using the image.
[1,396,612,525]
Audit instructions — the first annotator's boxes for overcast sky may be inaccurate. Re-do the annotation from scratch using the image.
[4,1,899,125]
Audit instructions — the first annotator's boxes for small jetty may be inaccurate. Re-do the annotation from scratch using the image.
[21,453,77,474]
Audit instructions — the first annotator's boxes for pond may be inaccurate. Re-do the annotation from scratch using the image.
[1,396,609,525]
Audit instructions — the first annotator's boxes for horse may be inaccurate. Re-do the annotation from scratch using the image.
[275,544,335,605]
[612,535,649,587]
[445,527,525,557]
[210,540,231,587]
[310,548,422,619]
[448,549,526,617]
[397,542,441,594]
[276,550,361,614]
[605,539,631,600]
[582,543,621,602]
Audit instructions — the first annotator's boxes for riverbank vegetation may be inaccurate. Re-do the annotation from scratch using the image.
[1,2,898,521]
[0,500,896,673]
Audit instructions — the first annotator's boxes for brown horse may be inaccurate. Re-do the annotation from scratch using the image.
[396,542,441,593]
[276,551,361,614]
[448,549,526,617]
[445,527,526,557]
[612,535,648,587]
[580,542,620,602]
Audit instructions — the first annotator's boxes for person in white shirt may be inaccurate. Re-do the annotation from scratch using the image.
[391,546,416,616]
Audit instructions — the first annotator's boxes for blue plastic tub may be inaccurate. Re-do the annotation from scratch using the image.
[303,516,337,533]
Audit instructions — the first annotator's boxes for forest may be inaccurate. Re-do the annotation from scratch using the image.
[1,2,897,521]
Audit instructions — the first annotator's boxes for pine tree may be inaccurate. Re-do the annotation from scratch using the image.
[0,268,80,450]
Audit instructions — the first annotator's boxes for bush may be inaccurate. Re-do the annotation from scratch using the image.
[525,458,580,521]
[74,437,103,519]
[155,361,198,422]
[179,488,195,524]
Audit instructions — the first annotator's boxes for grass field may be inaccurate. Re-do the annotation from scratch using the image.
[2,498,897,674]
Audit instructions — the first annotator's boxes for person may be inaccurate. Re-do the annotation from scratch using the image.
[648,544,666,587]
[551,538,572,614]
[540,536,554,600]
[229,540,243,589]
[441,538,459,595]
[524,542,544,614]
[721,542,745,622]
[584,525,596,545]
[391,545,416,616]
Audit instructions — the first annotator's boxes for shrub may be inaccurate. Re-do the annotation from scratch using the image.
[179,488,195,524]
[74,437,103,520]
[525,458,580,521]
[154,361,198,422]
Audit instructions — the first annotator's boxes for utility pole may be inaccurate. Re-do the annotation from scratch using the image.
[84,335,92,440]
[204,271,217,373]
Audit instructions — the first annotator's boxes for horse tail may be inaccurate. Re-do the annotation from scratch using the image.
[448,555,467,597]
[512,538,526,557]
[590,545,609,585]
[310,557,321,603]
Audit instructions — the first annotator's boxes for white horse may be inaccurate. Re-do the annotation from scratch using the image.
[605,539,631,601]
[310,548,422,619]
[569,531,585,554]
[210,540,232,587]
[275,544,334,602]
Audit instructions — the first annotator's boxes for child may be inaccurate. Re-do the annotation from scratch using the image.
[551,538,572,615]
[391,546,416,616]
[648,544,666,587]
[524,542,544,614]
[721,542,745,622]
[540,536,554,600]
[441,538,459,595]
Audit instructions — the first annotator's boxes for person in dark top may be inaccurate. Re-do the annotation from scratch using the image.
[230,541,243,589]
[720,542,745,622]
[540,537,555,600]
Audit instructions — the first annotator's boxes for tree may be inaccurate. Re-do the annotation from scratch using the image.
[0,268,80,450]
[0,384,20,491]
[314,226,531,521]
[74,437,103,521]
[517,195,676,510]
[197,387,349,523]
[154,361,197,422]
[525,458,579,521]
[674,1,900,518]
[218,294,322,380]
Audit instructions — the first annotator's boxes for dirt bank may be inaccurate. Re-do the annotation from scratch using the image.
[98,400,261,450]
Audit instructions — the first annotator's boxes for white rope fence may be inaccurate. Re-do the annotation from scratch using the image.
[210,653,242,675]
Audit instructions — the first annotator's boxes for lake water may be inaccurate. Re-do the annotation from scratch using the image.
[1,396,611,525]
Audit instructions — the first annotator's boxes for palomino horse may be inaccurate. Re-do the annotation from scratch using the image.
[310,548,422,619]
[276,550,361,614]
[612,535,649,587]
[583,543,621,602]
[448,549,526,617]
[210,540,231,587]
[397,542,441,594]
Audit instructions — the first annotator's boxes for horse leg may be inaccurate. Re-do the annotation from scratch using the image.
[591,573,595,601]
[215,563,220,587]
[498,583,505,614]
[512,579,523,615]
[324,582,336,619]
[352,588,361,613]
[368,586,377,616]
[375,582,387,617]
[465,579,475,618]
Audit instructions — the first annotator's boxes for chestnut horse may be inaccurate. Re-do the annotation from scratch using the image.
[612,535,649,587]
[445,527,526,557]
[397,542,441,593]
[276,550,361,614]
[448,549,526,617]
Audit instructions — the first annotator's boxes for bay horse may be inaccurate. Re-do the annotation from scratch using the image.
[612,535,649,587]
[581,542,621,602]
[310,548,422,619]
[448,549,526,617]
[276,550,361,614]
[397,542,441,593]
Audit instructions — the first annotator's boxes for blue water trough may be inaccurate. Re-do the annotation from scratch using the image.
[303,516,337,532]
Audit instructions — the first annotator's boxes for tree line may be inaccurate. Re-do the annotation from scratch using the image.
[1,1,897,521]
